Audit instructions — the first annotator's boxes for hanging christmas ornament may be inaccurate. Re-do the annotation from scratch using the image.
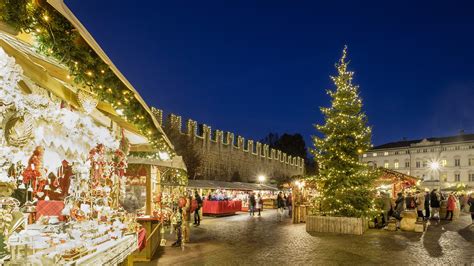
[18,183,25,189]
[27,186,33,192]
[44,195,50,201]
[77,89,98,114]
[3,112,34,148]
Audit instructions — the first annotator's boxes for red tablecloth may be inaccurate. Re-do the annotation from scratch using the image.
[36,200,65,220]
[202,200,242,215]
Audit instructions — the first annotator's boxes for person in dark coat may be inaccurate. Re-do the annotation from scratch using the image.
[248,192,256,216]
[286,193,293,217]
[424,191,430,220]
[194,191,203,226]
[468,194,474,224]
[276,192,285,222]
[394,192,405,220]
[430,189,441,220]
[405,192,416,210]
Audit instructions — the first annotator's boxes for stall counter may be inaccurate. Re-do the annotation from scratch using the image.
[202,200,242,215]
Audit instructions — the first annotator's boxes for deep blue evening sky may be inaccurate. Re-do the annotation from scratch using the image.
[67,0,474,147]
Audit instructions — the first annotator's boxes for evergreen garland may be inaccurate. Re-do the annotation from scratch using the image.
[0,0,174,156]
[311,46,378,218]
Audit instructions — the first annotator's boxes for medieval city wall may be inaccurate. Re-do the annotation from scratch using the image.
[152,108,304,182]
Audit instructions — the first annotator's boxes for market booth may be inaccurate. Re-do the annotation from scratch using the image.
[187,180,278,215]
[0,0,179,264]
[124,149,188,262]
[375,169,419,231]
[375,169,419,198]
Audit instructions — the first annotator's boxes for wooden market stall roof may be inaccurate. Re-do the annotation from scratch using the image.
[376,168,419,186]
[0,0,175,154]
[0,32,145,143]
[186,180,278,191]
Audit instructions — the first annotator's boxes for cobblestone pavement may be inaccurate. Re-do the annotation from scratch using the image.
[137,210,474,266]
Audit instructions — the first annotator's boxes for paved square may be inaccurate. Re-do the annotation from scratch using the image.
[138,210,474,265]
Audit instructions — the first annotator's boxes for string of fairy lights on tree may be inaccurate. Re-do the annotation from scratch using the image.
[0,0,174,156]
[310,46,379,218]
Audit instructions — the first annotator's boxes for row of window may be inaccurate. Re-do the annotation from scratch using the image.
[446,173,474,182]
[364,144,474,157]
[417,173,474,182]
[379,158,474,169]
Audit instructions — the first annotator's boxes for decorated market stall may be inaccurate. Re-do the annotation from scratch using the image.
[0,0,179,264]
[186,180,278,215]
[124,148,187,262]
[375,168,419,198]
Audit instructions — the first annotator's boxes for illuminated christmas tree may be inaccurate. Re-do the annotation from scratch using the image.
[311,46,378,218]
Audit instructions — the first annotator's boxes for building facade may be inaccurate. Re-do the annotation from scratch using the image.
[360,134,474,189]
[152,108,304,182]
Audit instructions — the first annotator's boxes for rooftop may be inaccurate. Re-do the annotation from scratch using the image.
[372,133,474,150]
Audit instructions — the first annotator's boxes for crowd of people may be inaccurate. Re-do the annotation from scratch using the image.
[378,189,474,228]
[246,191,292,221]
[171,190,203,248]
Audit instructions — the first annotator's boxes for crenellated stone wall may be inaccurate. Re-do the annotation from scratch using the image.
[152,108,304,182]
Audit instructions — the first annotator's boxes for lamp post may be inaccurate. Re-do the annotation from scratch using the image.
[429,161,440,189]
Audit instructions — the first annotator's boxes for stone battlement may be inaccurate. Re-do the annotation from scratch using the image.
[152,108,304,181]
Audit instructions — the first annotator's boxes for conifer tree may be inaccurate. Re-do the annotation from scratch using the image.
[311,46,378,218]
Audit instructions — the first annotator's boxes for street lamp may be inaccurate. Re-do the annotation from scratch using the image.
[258,175,266,184]
[429,160,441,188]
[430,161,440,171]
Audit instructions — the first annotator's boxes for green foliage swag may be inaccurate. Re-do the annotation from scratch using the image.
[0,0,174,155]
[311,46,378,218]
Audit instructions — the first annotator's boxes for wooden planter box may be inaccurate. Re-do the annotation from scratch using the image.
[306,216,368,235]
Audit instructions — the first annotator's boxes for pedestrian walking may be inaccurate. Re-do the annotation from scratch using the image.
[172,206,183,247]
[430,189,441,220]
[405,192,416,210]
[286,193,293,217]
[393,192,405,220]
[194,191,202,226]
[183,192,192,242]
[459,193,466,212]
[256,193,263,216]
[276,192,285,221]
[468,194,474,224]
[249,192,256,216]
[382,192,392,225]
[415,190,425,218]
[445,193,456,221]
[424,190,430,220]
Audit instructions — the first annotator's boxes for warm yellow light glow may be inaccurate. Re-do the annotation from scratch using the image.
[258,175,266,183]
[159,152,170,161]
